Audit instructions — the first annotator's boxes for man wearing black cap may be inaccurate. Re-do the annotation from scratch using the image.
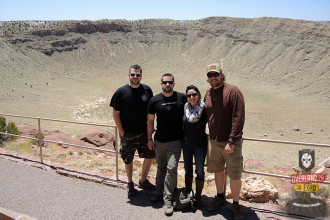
[204,63,245,219]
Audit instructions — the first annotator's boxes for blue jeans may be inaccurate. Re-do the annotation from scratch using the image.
[183,143,207,181]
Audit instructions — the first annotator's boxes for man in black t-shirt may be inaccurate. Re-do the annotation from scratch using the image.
[110,64,156,197]
[147,73,187,216]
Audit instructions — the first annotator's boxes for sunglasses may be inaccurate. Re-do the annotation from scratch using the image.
[162,81,173,85]
[207,72,220,78]
[130,73,141,77]
[186,93,198,98]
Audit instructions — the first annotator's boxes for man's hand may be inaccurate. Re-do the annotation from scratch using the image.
[224,143,234,154]
[148,139,155,150]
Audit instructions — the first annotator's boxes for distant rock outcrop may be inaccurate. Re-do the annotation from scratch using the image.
[16,124,115,150]
[17,124,38,135]
[43,130,82,148]
[77,129,115,149]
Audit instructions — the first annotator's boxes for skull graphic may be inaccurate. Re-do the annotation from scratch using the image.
[301,153,313,168]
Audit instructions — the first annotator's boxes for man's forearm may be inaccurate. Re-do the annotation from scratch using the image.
[147,121,154,139]
[147,114,155,139]
[113,112,124,136]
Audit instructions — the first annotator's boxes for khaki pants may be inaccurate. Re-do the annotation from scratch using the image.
[154,140,182,205]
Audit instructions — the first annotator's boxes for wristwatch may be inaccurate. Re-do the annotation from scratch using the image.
[228,141,235,145]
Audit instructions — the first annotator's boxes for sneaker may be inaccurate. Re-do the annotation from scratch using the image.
[207,196,226,212]
[127,182,138,197]
[150,193,163,203]
[138,179,156,191]
[232,204,243,220]
[163,204,174,216]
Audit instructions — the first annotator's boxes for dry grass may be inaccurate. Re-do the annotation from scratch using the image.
[3,139,36,155]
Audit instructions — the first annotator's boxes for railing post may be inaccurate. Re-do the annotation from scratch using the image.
[115,127,118,180]
[37,118,43,163]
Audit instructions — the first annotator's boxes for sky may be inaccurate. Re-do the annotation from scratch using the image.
[1,0,329,22]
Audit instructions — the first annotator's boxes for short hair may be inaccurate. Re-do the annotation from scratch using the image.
[185,85,201,96]
[161,73,174,82]
[129,64,142,74]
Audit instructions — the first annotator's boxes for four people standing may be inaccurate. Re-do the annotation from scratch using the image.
[110,63,245,219]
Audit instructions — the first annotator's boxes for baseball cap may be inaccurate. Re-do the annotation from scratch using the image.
[207,63,222,73]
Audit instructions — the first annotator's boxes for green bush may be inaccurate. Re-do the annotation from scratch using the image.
[0,116,6,142]
[33,132,45,146]
[0,117,20,142]
[6,121,20,140]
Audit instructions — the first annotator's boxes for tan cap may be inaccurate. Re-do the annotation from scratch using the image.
[207,63,222,73]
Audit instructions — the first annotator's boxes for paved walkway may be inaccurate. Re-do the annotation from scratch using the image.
[0,154,314,220]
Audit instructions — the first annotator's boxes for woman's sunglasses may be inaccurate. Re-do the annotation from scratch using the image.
[186,93,198,98]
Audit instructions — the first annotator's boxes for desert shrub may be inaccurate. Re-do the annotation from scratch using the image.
[32,132,45,146]
[0,116,6,142]
[5,121,20,140]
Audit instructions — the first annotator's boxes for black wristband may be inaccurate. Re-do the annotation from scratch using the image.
[228,141,235,145]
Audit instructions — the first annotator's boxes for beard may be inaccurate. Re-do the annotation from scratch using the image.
[209,79,223,88]
[162,86,173,93]
[129,78,141,85]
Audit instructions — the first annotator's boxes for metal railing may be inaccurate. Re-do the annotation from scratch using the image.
[0,113,119,179]
[0,112,329,185]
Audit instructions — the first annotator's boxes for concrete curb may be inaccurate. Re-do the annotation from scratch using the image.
[0,207,35,220]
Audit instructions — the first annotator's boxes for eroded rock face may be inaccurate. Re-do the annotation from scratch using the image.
[226,176,279,203]
[77,129,115,148]
[1,20,131,56]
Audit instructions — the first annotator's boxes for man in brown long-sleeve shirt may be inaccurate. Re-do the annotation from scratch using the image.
[204,63,245,220]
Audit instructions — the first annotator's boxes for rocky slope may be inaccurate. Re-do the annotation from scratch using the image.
[1,17,329,99]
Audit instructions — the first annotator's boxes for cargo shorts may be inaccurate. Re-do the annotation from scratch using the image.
[207,138,243,180]
[119,132,155,164]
